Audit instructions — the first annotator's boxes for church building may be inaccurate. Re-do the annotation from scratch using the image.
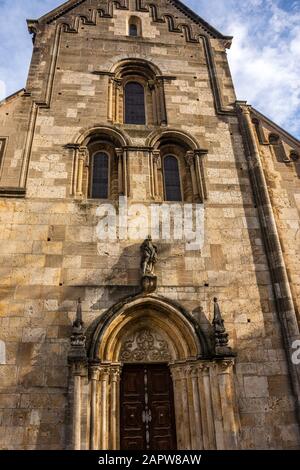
[0,0,300,450]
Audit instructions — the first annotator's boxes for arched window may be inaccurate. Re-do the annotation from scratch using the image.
[91,152,109,199]
[124,82,146,125]
[164,156,182,202]
[128,16,141,37]
[269,134,288,162]
[129,23,138,37]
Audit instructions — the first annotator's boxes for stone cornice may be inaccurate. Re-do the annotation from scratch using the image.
[29,0,232,43]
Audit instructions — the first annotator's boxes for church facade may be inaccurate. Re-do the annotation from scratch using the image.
[0,0,300,450]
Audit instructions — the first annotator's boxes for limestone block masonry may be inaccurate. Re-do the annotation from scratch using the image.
[0,0,299,450]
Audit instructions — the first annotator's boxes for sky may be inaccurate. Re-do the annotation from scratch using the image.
[0,0,299,139]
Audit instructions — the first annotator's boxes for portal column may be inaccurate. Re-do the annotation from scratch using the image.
[215,359,240,449]
[89,363,100,450]
[110,365,122,450]
[99,366,110,450]
[186,364,203,449]
[170,364,192,450]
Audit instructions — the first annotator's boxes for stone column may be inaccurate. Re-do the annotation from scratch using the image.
[185,151,198,200]
[170,364,192,450]
[209,362,226,449]
[194,151,207,202]
[194,362,215,450]
[157,78,167,126]
[148,151,154,199]
[116,148,128,197]
[89,364,100,450]
[149,80,158,125]
[216,359,240,449]
[123,149,128,197]
[99,366,110,450]
[76,146,88,198]
[109,365,121,450]
[186,364,203,450]
[114,79,122,124]
[108,77,114,122]
[71,362,86,450]
[186,151,207,202]
[116,148,124,196]
[152,150,161,199]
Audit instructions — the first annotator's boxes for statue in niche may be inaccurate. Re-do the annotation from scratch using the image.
[141,236,158,277]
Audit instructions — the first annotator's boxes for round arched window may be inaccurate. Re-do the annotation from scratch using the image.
[164,156,182,202]
[124,82,146,125]
[91,152,109,199]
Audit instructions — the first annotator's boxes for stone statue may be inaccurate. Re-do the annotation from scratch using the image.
[141,236,158,276]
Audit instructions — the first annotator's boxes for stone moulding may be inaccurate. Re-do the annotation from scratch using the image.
[120,328,172,362]
[0,187,26,198]
[67,294,240,450]
[237,101,300,426]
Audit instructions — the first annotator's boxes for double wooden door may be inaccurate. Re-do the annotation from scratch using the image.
[120,364,177,450]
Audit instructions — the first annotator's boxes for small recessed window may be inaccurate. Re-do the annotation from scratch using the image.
[91,152,109,199]
[128,16,142,37]
[124,82,146,125]
[164,156,182,202]
[129,23,138,37]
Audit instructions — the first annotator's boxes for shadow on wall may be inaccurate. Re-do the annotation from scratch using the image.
[228,123,300,449]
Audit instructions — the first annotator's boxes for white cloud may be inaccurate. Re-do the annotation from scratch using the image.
[188,0,300,138]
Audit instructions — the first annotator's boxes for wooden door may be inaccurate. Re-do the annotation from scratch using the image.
[120,364,177,450]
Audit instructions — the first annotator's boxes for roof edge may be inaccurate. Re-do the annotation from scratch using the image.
[31,0,232,42]
[170,0,232,41]
[0,89,28,107]
[251,106,300,147]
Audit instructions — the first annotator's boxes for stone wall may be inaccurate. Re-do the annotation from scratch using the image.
[0,0,299,450]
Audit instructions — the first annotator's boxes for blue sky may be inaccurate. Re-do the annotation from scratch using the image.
[0,0,299,139]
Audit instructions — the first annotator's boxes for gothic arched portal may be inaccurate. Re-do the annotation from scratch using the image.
[69,295,240,451]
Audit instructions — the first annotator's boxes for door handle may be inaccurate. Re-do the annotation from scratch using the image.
[142,409,152,424]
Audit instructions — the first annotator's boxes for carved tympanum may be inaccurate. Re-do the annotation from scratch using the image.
[120,329,171,362]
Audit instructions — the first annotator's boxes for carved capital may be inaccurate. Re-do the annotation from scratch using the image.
[216,358,235,373]
[78,146,88,160]
[236,101,250,115]
[110,366,122,382]
[148,79,156,91]
[89,363,100,381]
[113,78,122,89]
[195,361,211,374]
[152,150,161,168]
[99,366,111,381]
[115,148,124,160]
[170,366,186,381]
[72,360,87,377]
[185,150,195,167]
[194,149,208,159]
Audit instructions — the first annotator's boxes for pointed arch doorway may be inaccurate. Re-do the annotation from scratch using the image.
[69,295,240,451]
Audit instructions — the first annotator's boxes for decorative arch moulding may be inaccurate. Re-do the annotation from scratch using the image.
[31,0,232,41]
[27,2,235,116]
